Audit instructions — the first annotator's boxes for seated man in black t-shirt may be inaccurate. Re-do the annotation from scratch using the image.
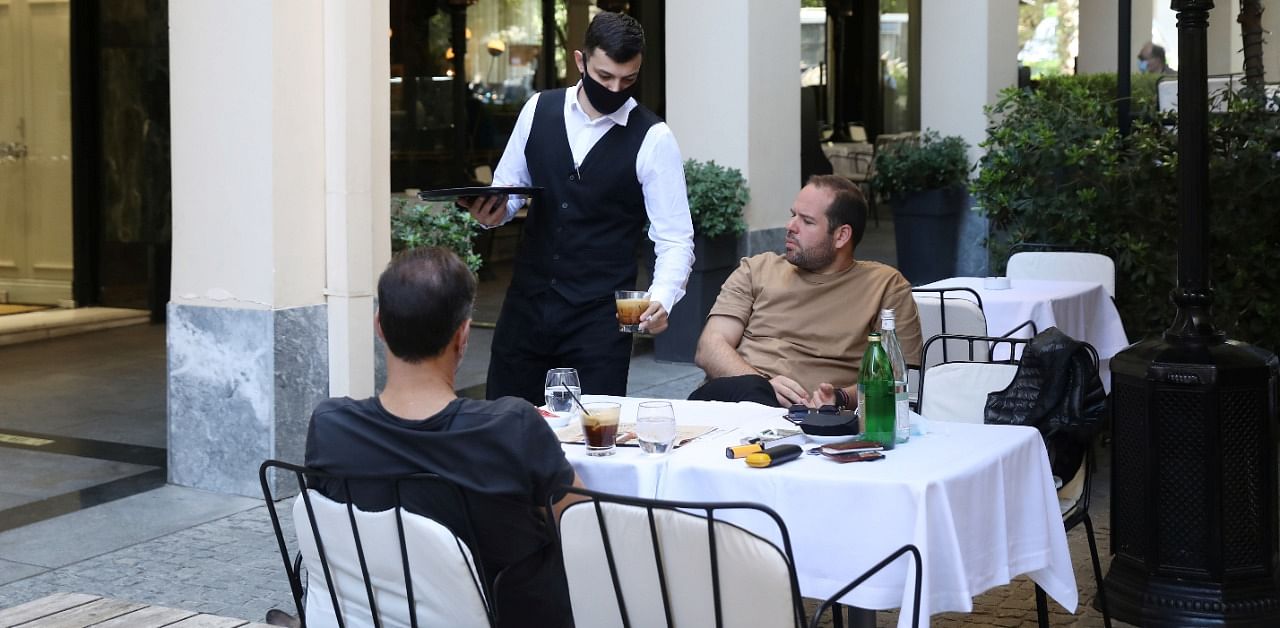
[304,247,584,628]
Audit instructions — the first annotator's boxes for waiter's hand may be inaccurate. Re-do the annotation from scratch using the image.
[458,194,508,227]
[637,302,669,335]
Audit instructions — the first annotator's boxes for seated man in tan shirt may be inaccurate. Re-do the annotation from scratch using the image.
[691,175,922,408]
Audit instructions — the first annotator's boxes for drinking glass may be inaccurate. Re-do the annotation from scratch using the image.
[614,290,651,332]
[581,401,622,456]
[636,400,677,455]
[544,368,581,428]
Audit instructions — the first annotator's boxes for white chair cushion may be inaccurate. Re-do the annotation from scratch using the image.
[559,502,797,628]
[1057,458,1088,515]
[1006,251,1116,299]
[294,490,490,628]
[919,362,1019,423]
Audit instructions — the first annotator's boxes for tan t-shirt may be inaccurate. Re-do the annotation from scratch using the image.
[708,253,922,392]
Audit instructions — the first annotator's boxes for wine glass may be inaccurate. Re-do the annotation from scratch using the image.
[544,368,581,427]
[636,400,677,455]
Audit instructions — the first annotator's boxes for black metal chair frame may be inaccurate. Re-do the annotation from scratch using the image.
[551,486,923,628]
[911,288,1038,364]
[915,333,1110,628]
[259,460,497,628]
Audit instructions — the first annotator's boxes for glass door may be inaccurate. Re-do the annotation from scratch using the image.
[0,0,73,306]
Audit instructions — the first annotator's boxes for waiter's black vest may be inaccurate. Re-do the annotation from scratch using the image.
[512,88,660,305]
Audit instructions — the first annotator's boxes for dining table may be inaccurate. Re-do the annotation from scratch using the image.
[561,396,1079,628]
[917,276,1130,389]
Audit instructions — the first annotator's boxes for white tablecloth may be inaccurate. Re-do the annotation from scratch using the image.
[563,396,1078,627]
[918,277,1130,390]
[917,277,1128,358]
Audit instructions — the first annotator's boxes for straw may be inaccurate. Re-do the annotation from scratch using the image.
[563,384,592,417]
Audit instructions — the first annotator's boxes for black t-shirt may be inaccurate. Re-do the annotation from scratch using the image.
[304,395,576,628]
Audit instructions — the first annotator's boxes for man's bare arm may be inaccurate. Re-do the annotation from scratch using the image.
[550,472,588,522]
[694,315,757,378]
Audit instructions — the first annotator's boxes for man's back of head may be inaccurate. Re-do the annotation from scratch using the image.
[377,247,476,363]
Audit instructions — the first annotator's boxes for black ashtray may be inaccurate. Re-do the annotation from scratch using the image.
[785,404,859,436]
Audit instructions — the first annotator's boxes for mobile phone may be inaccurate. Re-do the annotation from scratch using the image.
[822,449,885,463]
[820,439,884,456]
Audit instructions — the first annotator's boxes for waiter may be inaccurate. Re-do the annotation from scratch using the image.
[463,11,694,403]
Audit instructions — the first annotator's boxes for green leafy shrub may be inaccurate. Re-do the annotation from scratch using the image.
[971,73,1280,351]
[872,130,971,200]
[684,159,749,238]
[390,197,484,273]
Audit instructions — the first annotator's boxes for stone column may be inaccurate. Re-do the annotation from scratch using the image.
[920,0,1018,277]
[1266,1,1280,83]
[167,0,389,496]
[665,0,800,252]
[920,0,1018,163]
[324,0,390,399]
[1206,0,1242,75]
[1078,0,1155,74]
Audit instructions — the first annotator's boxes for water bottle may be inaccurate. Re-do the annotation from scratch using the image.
[858,332,896,450]
[880,309,910,444]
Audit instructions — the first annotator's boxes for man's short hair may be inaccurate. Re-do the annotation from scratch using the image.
[377,247,476,363]
[584,11,645,62]
[1150,44,1167,63]
[806,174,868,247]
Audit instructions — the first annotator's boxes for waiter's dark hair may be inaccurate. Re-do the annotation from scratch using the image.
[377,247,476,362]
[584,11,645,62]
[806,174,867,248]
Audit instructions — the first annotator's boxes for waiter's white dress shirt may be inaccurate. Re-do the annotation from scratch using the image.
[492,83,695,313]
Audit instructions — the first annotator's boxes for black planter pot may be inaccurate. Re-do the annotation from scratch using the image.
[654,234,739,363]
[890,185,966,284]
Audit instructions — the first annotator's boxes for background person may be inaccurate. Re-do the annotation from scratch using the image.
[305,247,584,628]
[1139,42,1176,75]
[463,11,694,404]
[691,175,922,409]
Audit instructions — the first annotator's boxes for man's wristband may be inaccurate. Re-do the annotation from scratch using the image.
[834,387,851,410]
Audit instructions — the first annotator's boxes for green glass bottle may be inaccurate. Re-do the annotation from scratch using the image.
[858,332,897,450]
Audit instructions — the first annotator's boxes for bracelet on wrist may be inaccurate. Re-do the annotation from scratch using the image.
[834,387,851,409]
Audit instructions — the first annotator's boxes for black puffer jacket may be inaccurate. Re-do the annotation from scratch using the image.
[984,327,1107,482]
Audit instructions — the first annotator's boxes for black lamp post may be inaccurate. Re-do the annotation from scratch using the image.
[1104,1,1280,625]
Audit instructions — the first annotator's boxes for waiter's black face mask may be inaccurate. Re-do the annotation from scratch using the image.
[580,53,636,115]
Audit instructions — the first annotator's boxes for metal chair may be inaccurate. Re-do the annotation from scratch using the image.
[260,460,496,628]
[552,486,922,628]
[910,287,1037,408]
[1006,246,1117,300]
[915,334,1111,628]
[916,333,1029,422]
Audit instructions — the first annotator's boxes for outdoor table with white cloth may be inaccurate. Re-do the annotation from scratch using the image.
[561,396,1078,627]
[917,276,1129,388]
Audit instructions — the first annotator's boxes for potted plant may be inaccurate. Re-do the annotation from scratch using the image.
[653,159,749,363]
[872,130,971,284]
[390,196,484,273]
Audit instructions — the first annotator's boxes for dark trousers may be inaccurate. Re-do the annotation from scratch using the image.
[688,374,782,407]
[487,289,632,405]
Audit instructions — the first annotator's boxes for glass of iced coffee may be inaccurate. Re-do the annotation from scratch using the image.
[615,290,651,333]
[581,401,622,456]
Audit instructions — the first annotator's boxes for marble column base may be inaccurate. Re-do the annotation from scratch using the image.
[167,303,328,496]
[955,205,990,278]
[744,228,785,257]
